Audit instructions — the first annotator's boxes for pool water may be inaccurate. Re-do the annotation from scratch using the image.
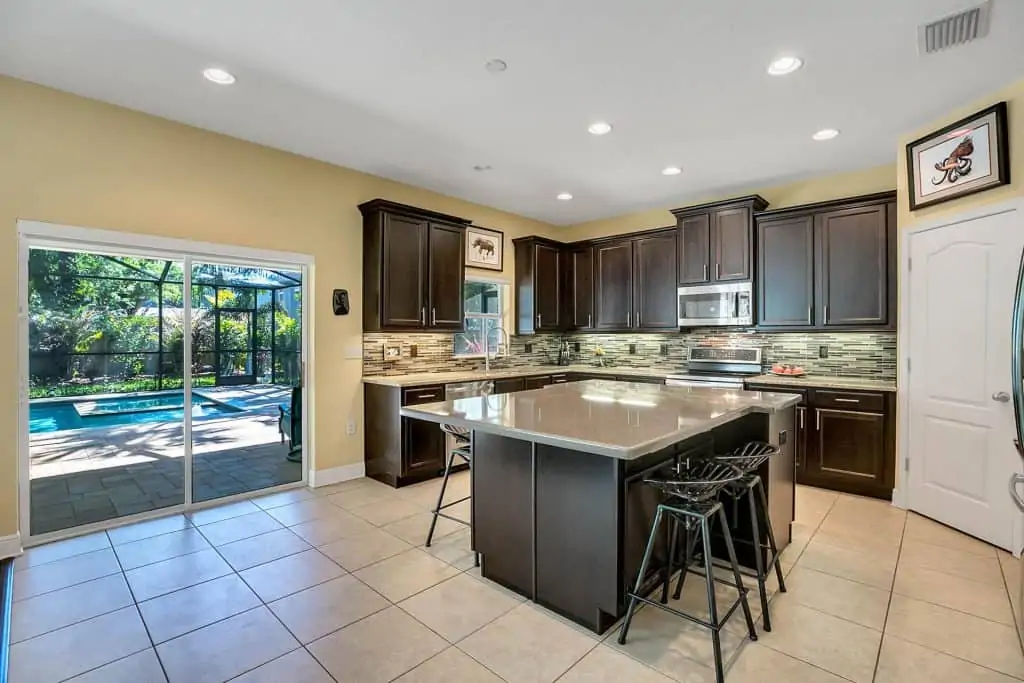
[30,391,240,434]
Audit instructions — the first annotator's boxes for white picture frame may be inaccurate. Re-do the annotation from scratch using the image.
[465,226,504,271]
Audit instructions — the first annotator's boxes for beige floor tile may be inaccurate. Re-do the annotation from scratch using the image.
[319,527,412,571]
[64,649,167,683]
[784,565,890,630]
[269,574,390,643]
[817,514,904,547]
[194,510,283,546]
[187,499,261,526]
[217,527,312,571]
[885,595,1024,678]
[728,642,848,683]
[14,531,110,570]
[349,497,426,526]
[231,648,335,683]
[156,606,298,683]
[310,477,374,497]
[394,647,504,682]
[755,598,881,683]
[11,573,134,643]
[309,606,448,682]
[251,487,319,510]
[125,548,232,601]
[423,527,478,570]
[557,644,674,683]
[264,497,344,526]
[659,570,763,638]
[900,539,1006,586]
[107,514,192,546]
[459,603,599,683]
[795,486,838,527]
[113,527,211,570]
[830,493,906,521]
[9,606,151,683]
[797,534,897,590]
[326,484,403,511]
[399,573,520,642]
[240,548,345,602]
[290,509,376,546]
[875,634,1020,683]
[355,548,461,602]
[13,547,122,600]
[382,510,463,545]
[894,562,1015,625]
[999,551,1022,619]
[138,574,261,644]
[398,474,470,509]
[904,513,999,558]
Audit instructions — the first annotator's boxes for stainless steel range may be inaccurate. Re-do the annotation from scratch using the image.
[665,347,762,388]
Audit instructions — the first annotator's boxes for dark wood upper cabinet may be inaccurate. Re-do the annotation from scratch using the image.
[594,240,635,330]
[569,246,595,330]
[535,244,562,331]
[633,232,679,330]
[757,215,815,327]
[816,205,888,327]
[677,214,710,284]
[513,237,563,334]
[712,206,753,281]
[361,199,470,332]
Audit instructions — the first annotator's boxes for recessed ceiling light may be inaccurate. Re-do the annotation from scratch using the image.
[767,56,803,76]
[557,192,573,201]
[203,67,236,85]
[485,59,507,73]
[812,128,840,141]
[662,166,682,176]
[587,121,613,136]
[472,165,493,172]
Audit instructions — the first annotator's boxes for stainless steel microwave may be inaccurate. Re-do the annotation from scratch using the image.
[677,282,753,327]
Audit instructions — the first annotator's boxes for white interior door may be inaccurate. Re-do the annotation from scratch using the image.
[906,205,1024,551]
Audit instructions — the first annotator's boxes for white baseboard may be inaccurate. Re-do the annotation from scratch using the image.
[891,488,907,509]
[310,462,365,488]
[0,531,23,560]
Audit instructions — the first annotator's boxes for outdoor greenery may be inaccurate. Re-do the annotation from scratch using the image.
[28,249,302,398]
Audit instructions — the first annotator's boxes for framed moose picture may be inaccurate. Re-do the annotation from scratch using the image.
[905,101,1010,211]
[465,225,504,271]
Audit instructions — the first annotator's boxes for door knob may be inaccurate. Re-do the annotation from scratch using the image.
[993,391,1011,402]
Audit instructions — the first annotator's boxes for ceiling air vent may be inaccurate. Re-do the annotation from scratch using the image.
[918,1,992,54]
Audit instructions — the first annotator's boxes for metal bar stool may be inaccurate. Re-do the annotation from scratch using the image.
[425,424,478,566]
[619,458,757,683]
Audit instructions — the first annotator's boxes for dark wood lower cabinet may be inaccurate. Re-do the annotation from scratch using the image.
[365,383,447,487]
[525,376,552,390]
[492,377,527,394]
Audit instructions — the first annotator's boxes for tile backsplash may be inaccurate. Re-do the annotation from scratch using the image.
[363,329,896,381]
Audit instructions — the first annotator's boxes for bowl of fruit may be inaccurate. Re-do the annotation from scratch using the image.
[770,363,806,377]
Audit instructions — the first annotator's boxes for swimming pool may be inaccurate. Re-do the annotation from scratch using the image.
[29,391,241,434]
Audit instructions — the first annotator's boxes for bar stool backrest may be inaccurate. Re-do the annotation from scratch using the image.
[644,459,743,504]
[715,441,779,475]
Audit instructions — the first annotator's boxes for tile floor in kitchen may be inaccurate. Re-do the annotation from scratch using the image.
[7,473,1024,683]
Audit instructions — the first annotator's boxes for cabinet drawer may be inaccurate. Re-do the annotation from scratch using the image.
[813,390,884,412]
[402,385,445,405]
[550,373,570,384]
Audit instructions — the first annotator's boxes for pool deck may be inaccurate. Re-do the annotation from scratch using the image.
[29,385,302,536]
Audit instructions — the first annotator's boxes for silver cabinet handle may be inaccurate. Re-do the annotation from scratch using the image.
[421,308,426,325]
[626,311,630,326]
[431,308,436,325]
[1011,473,1024,512]
[816,409,821,430]
[537,313,542,327]
[993,391,1011,403]
[799,409,805,429]
[834,398,859,404]
[824,304,830,324]
[715,263,720,279]
[703,264,708,281]
[635,311,640,327]
[807,307,812,324]
[417,393,437,400]
[588,313,592,328]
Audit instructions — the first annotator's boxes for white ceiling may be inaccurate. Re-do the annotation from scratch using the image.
[1,0,1022,225]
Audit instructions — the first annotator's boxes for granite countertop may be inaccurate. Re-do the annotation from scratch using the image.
[400,379,801,460]
[746,374,896,392]
[362,364,676,388]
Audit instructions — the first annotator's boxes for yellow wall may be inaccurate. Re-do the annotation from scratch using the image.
[0,76,555,538]
[897,78,1024,228]
[559,164,897,241]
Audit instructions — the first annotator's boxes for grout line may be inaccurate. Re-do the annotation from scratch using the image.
[869,498,907,682]
[998,552,1024,653]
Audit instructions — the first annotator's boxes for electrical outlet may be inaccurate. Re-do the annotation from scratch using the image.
[409,344,418,358]
[629,343,637,355]
[383,344,401,361]
[346,420,356,436]
[660,343,669,356]
[573,342,581,353]
[525,343,533,353]
[819,345,828,359]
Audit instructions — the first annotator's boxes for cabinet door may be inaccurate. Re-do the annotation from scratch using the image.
[757,216,814,327]
[634,233,679,330]
[382,214,428,328]
[595,241,634,330]
[401,385,447,476]
[816,205,888,327]
[427,223,465,330]
[810,408,886,488]
[712,206,752,281]
[535,243,562,331]
[493,377,527,394]
[677,213,710,284]
[570,246,595,330]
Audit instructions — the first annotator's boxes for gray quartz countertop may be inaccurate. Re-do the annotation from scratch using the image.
[362,364,675,388]
[746,374,896,392]
[400,379,801,460]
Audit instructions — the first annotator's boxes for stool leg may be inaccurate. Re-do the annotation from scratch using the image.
[756,477,787,594]
[425,448,456,548]
[700,511,725,683]
[746,481,771,632]
[618,506,664,645]
[672,525,699,600]
[718,507,758,641]
[661,516,679,604]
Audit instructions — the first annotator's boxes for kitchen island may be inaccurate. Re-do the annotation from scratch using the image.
[402,379,800,634]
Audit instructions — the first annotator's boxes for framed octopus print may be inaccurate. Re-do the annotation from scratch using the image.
[906,101,1009,211]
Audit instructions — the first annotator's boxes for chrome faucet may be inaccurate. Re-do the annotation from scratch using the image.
[484,326,510,372]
